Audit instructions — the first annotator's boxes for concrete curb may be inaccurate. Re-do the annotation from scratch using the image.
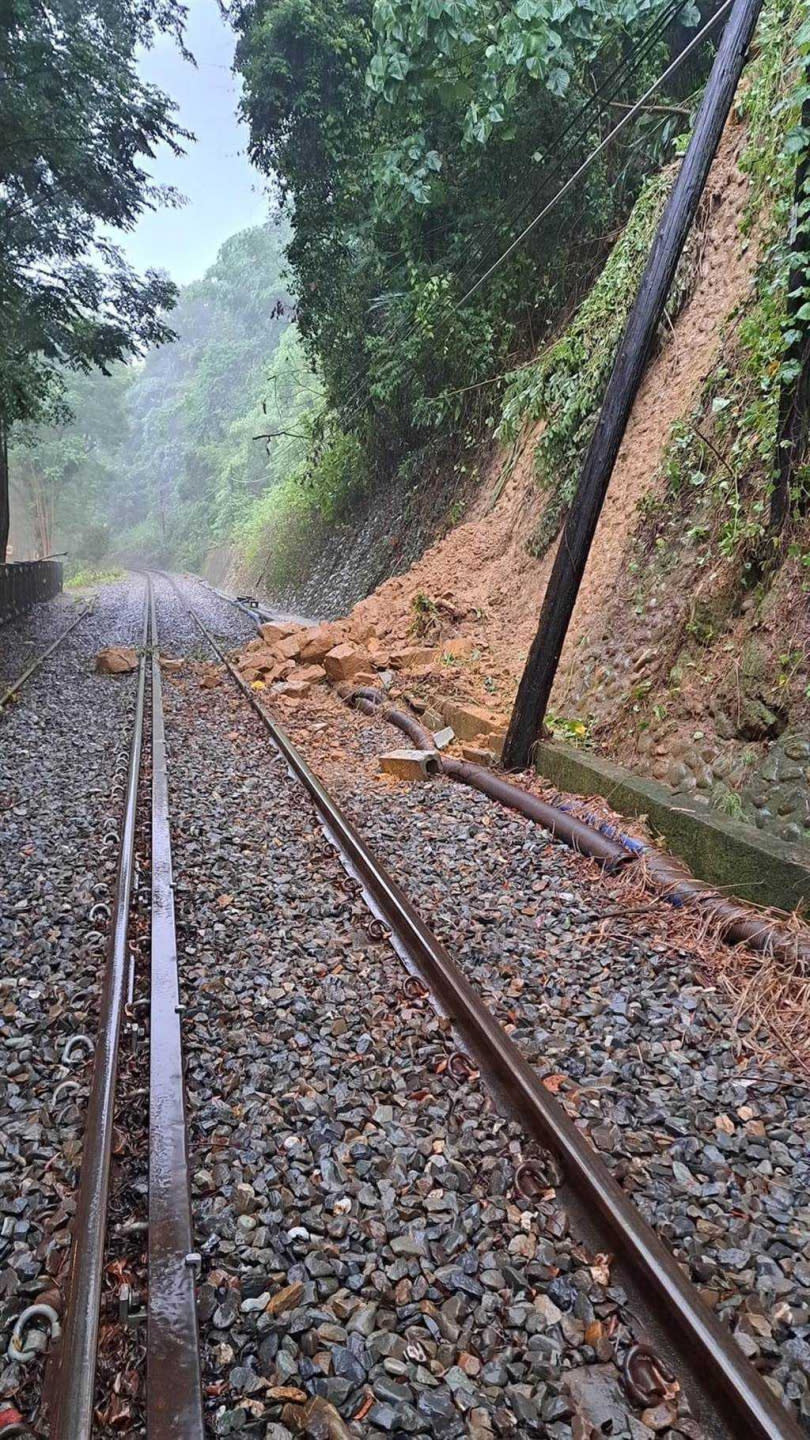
[534,741,810,915]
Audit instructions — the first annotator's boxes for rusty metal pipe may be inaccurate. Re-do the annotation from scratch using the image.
[345,686,385,707]
[356,695,810,963]
[352,697,379,719]
[347,693,629,870]
[642,850,810,966]
[379,704,436,752]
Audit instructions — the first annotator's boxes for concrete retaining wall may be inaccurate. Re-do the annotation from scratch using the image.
[534,741,810,915]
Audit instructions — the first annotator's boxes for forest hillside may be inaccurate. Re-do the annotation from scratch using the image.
[8,0,809,848]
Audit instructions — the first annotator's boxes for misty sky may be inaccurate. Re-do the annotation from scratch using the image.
[122,0,268,286]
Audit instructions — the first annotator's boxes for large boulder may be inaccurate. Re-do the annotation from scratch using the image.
[95,646,137,675]
[259,620,299,645]
[298,624,341,664]
[275,631,305,661]
[323,643,371,682]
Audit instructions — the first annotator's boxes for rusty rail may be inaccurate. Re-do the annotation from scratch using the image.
[47,576,204,1438]
[166,570,802,1440]
[49,583,148,1439]
[147,581,205,1439]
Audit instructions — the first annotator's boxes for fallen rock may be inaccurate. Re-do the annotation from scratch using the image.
[276,631,305,661]
[289,664,327,686]
[323,643,371,682]
[379,749,439,780]
[95,646,137,675]
[259,621,299,645]
[238,647,278,676]
[389,646,437,670]
[159,655,184,672]
[433,726,455,750]
[438,698,504,741]
[273,680,311,698]
[347,617,377,645]
[299,625,341,664]
[462,744,498,767]
[198,665,222,690]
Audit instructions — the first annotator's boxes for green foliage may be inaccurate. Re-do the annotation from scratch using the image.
[498,164,695,553]
[228,0,703,513]
[9,222,322,570]
[66,565,125,589]
[0,0,186,434]
[113,224,319,567]
[9,367,133,559]
[646,0,807,572]
[369,0,697,151]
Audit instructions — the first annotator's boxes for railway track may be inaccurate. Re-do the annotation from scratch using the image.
[4,571,804,1437]
[0,605,92,710]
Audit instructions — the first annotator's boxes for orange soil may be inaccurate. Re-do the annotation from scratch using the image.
[342,112,758,724]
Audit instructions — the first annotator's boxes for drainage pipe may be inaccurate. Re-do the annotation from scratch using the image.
[552,797,809,964]
[440,755,631,873]
[347,689,630,872]
[346,689,810,963]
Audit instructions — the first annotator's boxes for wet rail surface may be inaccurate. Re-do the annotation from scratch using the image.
[158,571,803,1440]
[4,571,805,1437]
[40,576,204,1437]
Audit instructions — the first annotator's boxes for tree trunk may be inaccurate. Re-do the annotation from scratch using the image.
[769,91,810,534]
[0,419,10,565]
[503,0,764,771]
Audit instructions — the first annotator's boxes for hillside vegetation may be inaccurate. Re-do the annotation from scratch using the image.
[9,223,318,571]
[8,0,808,844]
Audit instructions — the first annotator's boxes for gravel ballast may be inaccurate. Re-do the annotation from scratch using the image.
[1,580,146,1419]
[155,576,663,1439]
[4,573,808,1438]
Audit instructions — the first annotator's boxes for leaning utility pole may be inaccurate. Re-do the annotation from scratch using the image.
[503,0,764,771]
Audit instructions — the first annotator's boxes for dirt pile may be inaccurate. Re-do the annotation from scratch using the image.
[233,110,809,849]
[335,115,757,727]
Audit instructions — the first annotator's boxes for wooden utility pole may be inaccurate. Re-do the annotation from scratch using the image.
[503,0,764,771]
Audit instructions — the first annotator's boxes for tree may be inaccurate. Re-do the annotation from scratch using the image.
[0,0,189,560]
[227,0,705,508]
[9,367,133,560]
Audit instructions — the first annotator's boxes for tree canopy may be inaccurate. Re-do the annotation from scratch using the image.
[9,221,319,569]
[0,0,189,555]
[226,0,705,503]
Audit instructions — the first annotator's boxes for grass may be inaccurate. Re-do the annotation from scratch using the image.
[65,565,125,589]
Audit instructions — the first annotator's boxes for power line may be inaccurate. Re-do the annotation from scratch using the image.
[457,0,732,306]
[327,0,701,430]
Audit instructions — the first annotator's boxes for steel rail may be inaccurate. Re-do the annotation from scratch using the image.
[49,585,148,1440]
[0,605,92,710]
[164,571,802,1440]
[147,580,205,1440]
